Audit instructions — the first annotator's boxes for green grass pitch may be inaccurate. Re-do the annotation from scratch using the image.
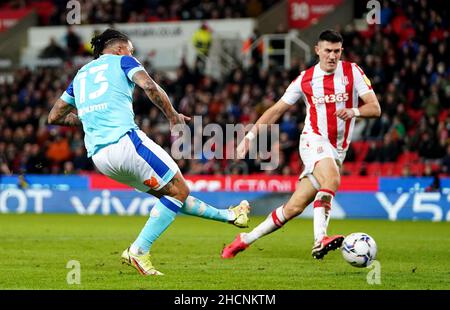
[0,214,449,290]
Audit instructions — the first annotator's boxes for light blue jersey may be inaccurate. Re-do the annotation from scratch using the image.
[60,54,145,157]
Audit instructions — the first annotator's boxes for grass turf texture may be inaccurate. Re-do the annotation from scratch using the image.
[0,214,449,290]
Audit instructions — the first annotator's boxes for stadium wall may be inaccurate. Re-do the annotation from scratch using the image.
[24,19,255,70]
[0,175,449,221]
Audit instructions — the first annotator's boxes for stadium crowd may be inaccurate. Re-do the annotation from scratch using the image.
[0,0,448,177]
[2,0,278,25]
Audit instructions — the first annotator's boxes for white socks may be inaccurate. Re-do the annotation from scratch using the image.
[241,205,287,245]
[130,244,144,255]
[313,189,335,242]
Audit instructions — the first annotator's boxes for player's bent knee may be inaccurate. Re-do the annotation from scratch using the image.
[179,183,190,201]
[173,179,190,202]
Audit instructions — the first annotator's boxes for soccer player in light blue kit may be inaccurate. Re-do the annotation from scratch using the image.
[48,29,250,276]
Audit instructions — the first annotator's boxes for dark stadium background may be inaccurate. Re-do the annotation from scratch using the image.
[0,0,448,178]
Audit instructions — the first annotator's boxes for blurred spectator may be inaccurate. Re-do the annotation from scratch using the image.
[40,37,67,59]
[25,143,47,174]
[379,134,401,162]
[364,141,379,163]
[442,145,450,175]
[72,146,90,172]
[242,29,263,65]
[63,161,75,174]
[192,21,213,73]
[65,26,82,57]
[46,133,71,164]
[426,171,441,192]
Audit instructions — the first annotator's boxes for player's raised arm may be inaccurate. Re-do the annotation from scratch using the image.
[237,75,302,159]
[237,99,291,159]
[132,70,191,129]
[252,99,292,132]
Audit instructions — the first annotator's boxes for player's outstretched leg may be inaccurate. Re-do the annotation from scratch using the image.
[221,178,317,259]
[181,196,251,228]
[311,158,344,259]
[146,188,251,228]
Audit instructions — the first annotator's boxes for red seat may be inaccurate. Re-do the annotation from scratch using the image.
[407,108,424,123]
[343,162,362,175]
[380,162,396,176]
[398,151,419,164]
[352,141,370,162]
[366,162,381,176]
[393,163,404,176]
[439,110,448,122]
[410,163,425,176]
[289,152,301,175]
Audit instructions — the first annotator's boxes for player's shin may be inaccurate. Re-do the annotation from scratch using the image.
[313,189,334,242]
[180,196,232,222]
[130,196,182,255]
[241,205,287,244]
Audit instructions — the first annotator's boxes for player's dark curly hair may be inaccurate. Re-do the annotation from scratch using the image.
[318,29,343,44]
[91,28,130,59]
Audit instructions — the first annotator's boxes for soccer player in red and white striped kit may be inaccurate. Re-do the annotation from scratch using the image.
[222,29,381,260]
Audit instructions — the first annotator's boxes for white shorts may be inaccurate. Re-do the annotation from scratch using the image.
[92,129,179,192]
[299,133,346,180]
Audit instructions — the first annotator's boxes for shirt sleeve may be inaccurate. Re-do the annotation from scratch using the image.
[60,81,75,106]
[121,55,145,81]
[352,63,374,97]
[280,73,304,105]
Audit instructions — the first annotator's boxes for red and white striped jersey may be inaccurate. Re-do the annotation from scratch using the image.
[281,60,374,151]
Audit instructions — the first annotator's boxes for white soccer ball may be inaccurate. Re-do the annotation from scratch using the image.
[341,232,377,267]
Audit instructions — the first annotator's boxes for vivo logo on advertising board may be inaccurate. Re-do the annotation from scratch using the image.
[0,189,157,216]
[0,189,449,221]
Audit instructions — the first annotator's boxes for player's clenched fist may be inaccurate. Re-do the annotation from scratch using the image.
[335,108,357,121]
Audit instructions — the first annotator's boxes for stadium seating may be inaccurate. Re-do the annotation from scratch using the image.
[0,0,448,177]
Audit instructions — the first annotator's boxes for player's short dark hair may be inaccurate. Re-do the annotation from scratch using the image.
[318,29,343,44]
[91,28,130,59]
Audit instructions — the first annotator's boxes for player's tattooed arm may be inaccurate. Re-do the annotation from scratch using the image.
[132,70,190,129]
[48,98,82,127]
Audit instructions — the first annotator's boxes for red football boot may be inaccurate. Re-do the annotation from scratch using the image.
[221,234,249,259]
[312,235,345,259]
